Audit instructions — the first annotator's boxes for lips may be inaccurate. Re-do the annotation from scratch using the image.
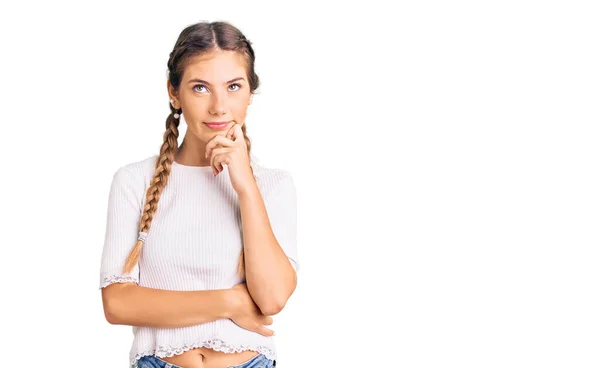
[204,121,231,130]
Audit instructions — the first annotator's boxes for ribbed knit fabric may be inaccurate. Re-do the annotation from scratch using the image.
[98,154,298,367]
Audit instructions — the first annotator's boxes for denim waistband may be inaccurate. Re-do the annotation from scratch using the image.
[137,353,276,368]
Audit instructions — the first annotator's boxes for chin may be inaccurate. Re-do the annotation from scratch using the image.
[185,129,208,143]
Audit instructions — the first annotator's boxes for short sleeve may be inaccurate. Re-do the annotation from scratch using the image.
[99,166,144,289]
[264,172,300,273]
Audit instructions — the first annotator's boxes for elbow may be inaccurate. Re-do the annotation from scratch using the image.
[102,300,122,325]
[259,301,285,316]
[253,265,297,316]
[259,274,296,316]
[104,307,121,325]
[259,294,290,315]
[101,283,134,325]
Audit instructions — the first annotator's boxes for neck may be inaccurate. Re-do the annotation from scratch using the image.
[174,135,211,167]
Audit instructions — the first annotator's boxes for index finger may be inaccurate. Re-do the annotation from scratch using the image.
[226,121,239,140]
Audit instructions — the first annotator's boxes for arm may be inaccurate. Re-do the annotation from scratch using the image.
[238,174,298,316]
[101,282,234,328]
[99,166,235,328]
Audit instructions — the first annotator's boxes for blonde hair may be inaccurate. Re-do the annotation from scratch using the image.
[122,20,259,281]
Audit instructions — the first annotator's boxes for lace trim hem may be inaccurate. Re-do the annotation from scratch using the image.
[130,339,276,366]
[99,275,139,289]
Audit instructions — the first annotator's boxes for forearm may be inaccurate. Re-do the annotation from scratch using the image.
[238,184,297,315]
[102,283,233,328]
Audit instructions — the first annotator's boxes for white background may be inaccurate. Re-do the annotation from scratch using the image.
[0,1,598,367]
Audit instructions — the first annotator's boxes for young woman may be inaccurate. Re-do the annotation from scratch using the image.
[99,21,299,368]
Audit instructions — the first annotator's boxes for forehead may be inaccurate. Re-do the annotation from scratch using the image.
[182,50,247,82]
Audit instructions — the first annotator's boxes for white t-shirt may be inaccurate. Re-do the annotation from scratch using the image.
[99,154,298,366]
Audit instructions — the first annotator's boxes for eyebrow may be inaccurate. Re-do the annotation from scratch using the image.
[187,77,246,85]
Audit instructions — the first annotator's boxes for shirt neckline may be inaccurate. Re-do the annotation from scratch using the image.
[172,160,214,171]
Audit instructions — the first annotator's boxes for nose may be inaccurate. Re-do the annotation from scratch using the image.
[209,92,227,115]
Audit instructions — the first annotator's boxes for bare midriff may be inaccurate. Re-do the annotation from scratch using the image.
[160,347,260,368]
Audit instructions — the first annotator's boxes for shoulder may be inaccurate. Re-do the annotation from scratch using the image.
[110,154,158,188]
[252,161,296,201]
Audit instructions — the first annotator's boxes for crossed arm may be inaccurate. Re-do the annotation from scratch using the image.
[101,179,297,328]
[238,182,297,316]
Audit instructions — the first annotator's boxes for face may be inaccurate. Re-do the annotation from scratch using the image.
[168,50,252,143]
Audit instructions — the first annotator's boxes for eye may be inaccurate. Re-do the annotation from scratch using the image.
[193,83,242,94]
[193,84,208,93]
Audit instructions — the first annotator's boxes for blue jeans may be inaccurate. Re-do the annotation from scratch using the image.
[137,353,276,368]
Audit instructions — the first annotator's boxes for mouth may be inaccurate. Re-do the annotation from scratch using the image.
[203,121,232,130]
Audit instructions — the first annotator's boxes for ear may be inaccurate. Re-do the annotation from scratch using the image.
[167,80,180,108]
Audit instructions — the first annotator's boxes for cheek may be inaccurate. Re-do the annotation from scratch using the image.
[233,106,248,118]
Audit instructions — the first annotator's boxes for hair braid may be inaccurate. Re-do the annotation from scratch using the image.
[122,107,181,274]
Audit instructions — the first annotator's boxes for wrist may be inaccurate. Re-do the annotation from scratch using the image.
[221,289,239,319]
[236,181,260,201]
